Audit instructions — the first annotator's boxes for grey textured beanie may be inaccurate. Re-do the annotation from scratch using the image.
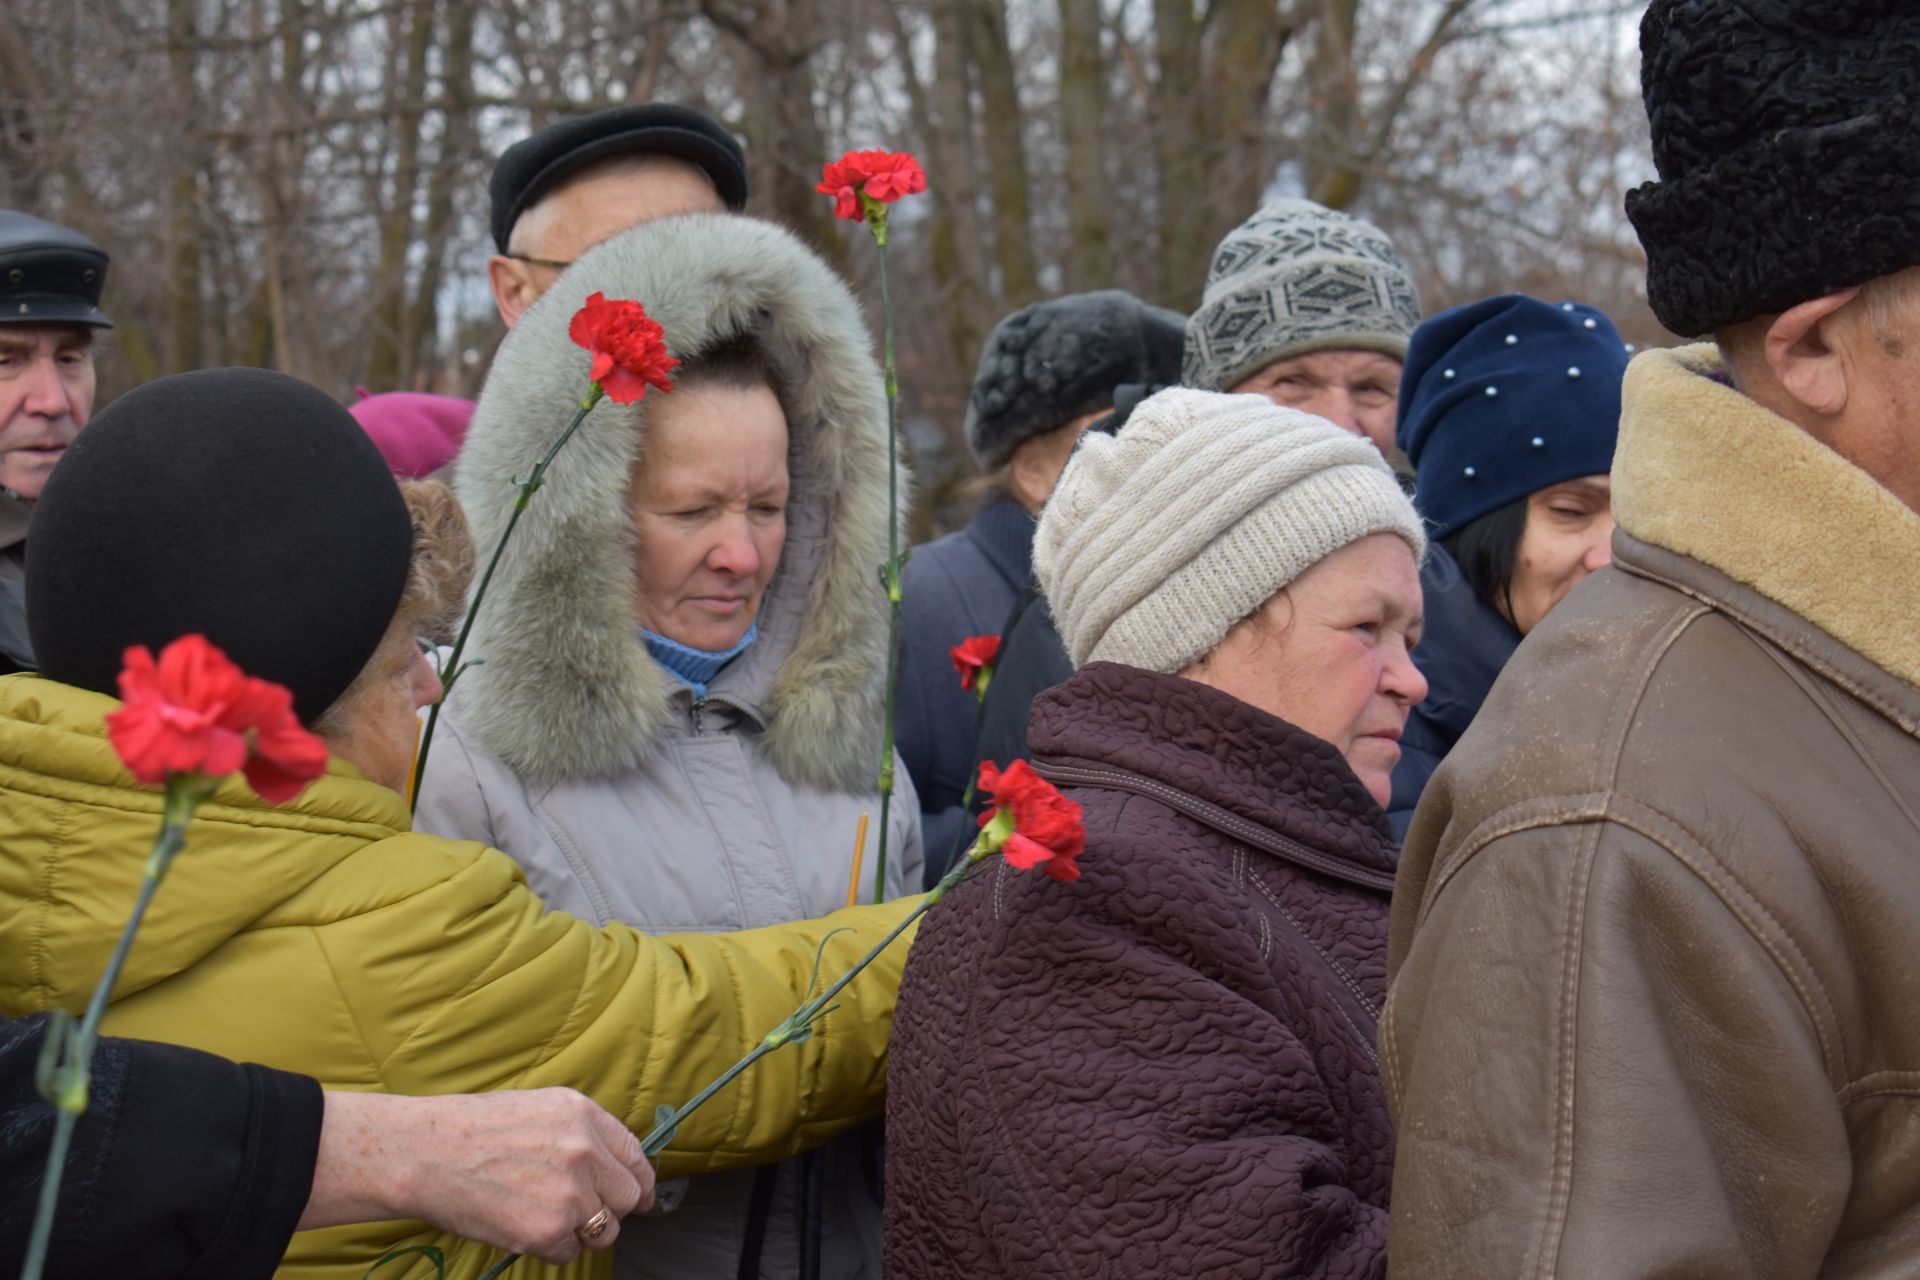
[966,290,1187,469]
[1183,199,1421,392]
[1034,387,1425,674]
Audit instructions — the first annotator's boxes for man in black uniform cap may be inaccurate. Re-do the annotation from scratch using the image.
[485,103,748,328]
[0,210,112,673]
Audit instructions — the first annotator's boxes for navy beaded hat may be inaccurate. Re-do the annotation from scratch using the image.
[1395,294,1628,541]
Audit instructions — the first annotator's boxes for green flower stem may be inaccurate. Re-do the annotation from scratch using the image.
[21,777,208,1280]
[640,1039,779,1157]
[410,385,605,810]
[869,208,906,905]
[786,859,961,1035]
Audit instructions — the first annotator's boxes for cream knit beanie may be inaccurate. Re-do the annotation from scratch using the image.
[1034,387,1426,674]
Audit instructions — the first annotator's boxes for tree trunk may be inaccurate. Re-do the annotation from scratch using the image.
[1152,0,1208,310]
[1305,0,1364,209]
[1208,0,1295,230]
[364,0,433,391]
[968,0,1040,309]
[408,0,478,389]
[164,0,203,373]
[1057,0,1112,292]
[704,0,847,270]
[897,0,993,378]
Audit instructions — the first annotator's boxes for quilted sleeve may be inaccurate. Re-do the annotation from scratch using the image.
[321,841,922,1180]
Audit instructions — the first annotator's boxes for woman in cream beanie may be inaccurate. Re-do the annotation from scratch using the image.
[886,387,1428,1279]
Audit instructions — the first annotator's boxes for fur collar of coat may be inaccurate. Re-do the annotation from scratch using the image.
[454,213,905,788]
[1616,343,1920,694]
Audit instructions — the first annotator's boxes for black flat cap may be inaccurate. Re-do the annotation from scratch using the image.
[489,104,748,253]
[0,210,112,329]
[28,367,414,725]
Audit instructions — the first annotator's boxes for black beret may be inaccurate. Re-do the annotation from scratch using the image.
[489,104,748,253]
[0,210,112,330]
[28,368,414,725]
[1626,0,1920,336]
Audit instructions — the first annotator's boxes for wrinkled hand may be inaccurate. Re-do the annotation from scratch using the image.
[299,1087,655,1264]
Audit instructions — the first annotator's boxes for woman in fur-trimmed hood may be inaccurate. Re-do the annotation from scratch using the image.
[416,212,922,1280]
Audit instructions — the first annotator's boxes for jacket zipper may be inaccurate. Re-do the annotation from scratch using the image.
[688,695,754,737]
[1030,758,1397,893]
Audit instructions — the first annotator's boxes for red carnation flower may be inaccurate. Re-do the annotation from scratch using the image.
[568,293,679,405]
[106,635,329,805]
[977,759,1085,882]
[817,149,927,222]
[949,634,1001,696]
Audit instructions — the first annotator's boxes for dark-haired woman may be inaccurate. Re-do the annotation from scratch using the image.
[1386,294,1626,836]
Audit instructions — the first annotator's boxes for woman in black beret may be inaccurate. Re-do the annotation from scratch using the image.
[0,366,915,1280]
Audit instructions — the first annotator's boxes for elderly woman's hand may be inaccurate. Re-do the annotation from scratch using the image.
[299,1087,656,1263]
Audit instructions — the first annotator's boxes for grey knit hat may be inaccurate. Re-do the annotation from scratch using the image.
[1034,387,1425,674]
[1183,199,1421,392]
[966,290,1187,470]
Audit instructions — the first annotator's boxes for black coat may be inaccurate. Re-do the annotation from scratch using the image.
[897,497,1035,873]
[0,1015,322,1279]
[1386,543,1519,838]
[0,577,32,674]
[970,582,1070,778]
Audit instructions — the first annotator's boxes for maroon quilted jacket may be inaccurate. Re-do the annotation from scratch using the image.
[885,661,1397,1279]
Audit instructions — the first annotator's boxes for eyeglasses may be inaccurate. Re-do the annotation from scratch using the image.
[504,254,573,272]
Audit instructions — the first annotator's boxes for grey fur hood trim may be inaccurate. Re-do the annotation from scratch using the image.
[454,213,904,788]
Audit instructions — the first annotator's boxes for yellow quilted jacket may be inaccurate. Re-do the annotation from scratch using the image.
[0,675,917,1279]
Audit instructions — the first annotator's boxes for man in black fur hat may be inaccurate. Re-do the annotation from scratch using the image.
[1382,3,1920,1275]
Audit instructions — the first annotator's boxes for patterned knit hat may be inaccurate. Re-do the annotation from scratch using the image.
[1034,387,1426,674]
[1183,199,1421,392]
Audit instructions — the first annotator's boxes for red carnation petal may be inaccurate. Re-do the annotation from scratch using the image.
[105,634,316,800]
[1042,852,1082,883]
[1002,832,1057,872]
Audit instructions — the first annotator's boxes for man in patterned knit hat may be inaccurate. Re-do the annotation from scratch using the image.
[1183,198,1422,464]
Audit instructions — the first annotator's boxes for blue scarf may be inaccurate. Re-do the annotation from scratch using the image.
[642,624,758,700]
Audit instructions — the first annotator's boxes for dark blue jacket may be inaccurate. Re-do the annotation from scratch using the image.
[897,497,1035,879]
[1387,543,1520,839]
[971,580,1072,782]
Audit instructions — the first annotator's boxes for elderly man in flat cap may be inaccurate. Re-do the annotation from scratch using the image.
[0,209,111,674]
[1383,2,1920,1276]
[354,106,748,478]
[485,103,748,328]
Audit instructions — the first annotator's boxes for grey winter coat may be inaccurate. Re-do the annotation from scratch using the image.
[414,212,923,1280]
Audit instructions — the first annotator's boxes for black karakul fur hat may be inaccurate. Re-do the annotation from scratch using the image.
[965,290,1187,470]
[1626,0,1920,337]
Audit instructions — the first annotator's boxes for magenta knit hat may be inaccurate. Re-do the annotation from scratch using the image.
[348,391,474,479]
